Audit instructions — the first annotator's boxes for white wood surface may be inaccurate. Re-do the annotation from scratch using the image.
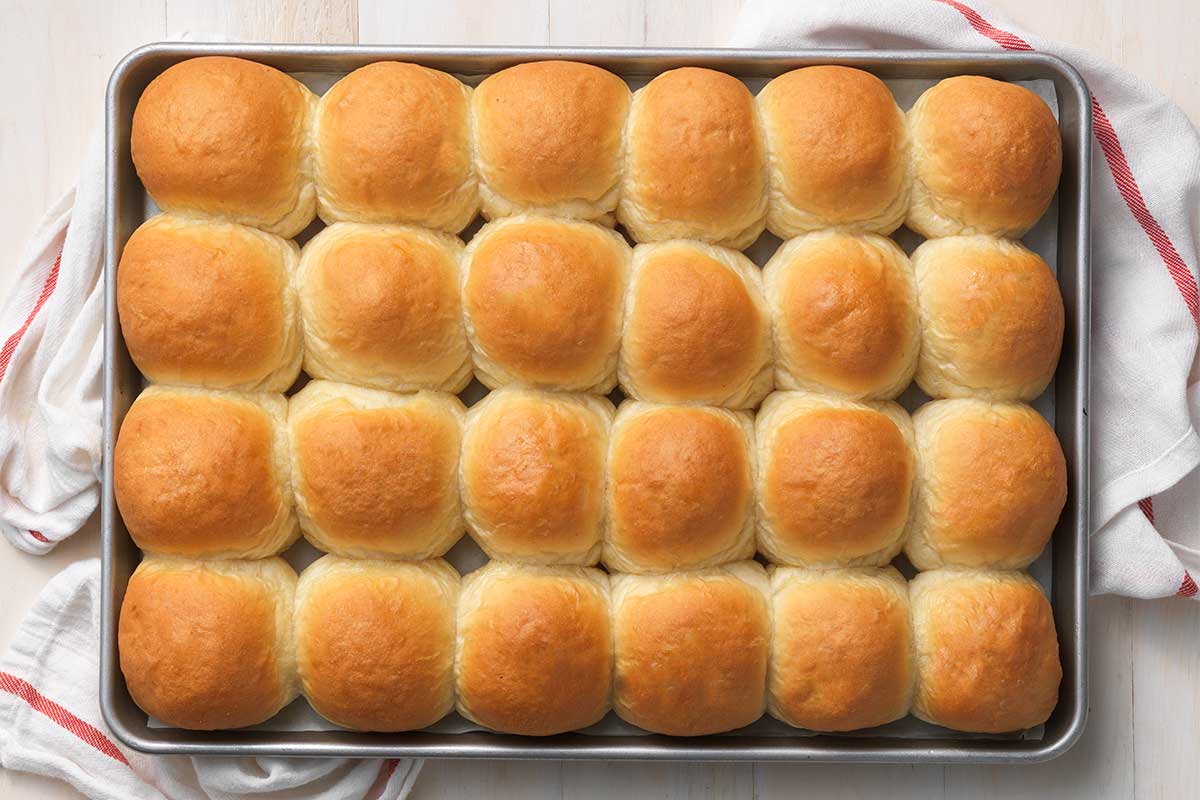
[1,1,1197,798]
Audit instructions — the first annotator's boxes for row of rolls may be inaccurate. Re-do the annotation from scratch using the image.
[114,382,1066,573]
[117,214,1065,406]
[130,56,1063,247]
[120,556,1061,737]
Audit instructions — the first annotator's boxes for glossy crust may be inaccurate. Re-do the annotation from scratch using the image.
[619,241,773,408]
[297,223,471,393]
[462,216,631,391]
[295,556,460,731]
[906,76,1062,238]
[611,562,770,736]
[757,66,910,236]
[604,402,756,573]
[619,68,768,249]
[130,56,316,237]
[456,562,612,736]
[763,231,919,400]
[910,570,1062,733]
[768,566,913,731]
[314,62,478,231]
[113,387,297,559]
[906,399,1067,570]
[755,391,915,567]
[117,215,301,392]
[118,557,298,730]
[287,381,465,559]
[461,388,613,565]
[913,236,1064,401]
[472,61,631,222]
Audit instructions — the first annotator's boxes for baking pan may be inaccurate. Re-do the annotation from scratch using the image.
[102,44,1091,763]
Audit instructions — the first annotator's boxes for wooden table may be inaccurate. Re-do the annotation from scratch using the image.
[2,1,1197,797]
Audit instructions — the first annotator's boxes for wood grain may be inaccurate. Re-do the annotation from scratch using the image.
[2,2,1198,798]
[358,1,549,45]
[165,0,357,44]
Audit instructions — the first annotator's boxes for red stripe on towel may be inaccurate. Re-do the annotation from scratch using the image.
[0,671,129,765]
[1090,99,1200,326]
[0,250,62,385]
[933,0,1034,50]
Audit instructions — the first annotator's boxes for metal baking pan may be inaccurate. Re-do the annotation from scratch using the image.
[101,44,1091,763]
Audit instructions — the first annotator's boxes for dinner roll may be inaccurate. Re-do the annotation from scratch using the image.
[472,61,631,222]
[117,215,301,392]
[913,236,1064,400]
[612,562,769,736]
[314,62,478,231]
[461,388,612,565]
[131,56,316,237]
[756,392,914,567]
[295,556,459,731]
[298,223,471,393]
[619,68,767,248]
[620,241,772,408]
[907,75,1062,238]
[113,387,296,559]
[456,562,612,735]
[907,399,1066,570]
[462,216,630,391]
[757,66,910,236]
[910,570,1062,733]
[769,567,913,731]
[288,381,465,559]
[118,557,298,730]
[605,402,755,573]
[763,232,919,399]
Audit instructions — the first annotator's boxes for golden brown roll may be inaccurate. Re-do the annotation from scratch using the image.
[907,399,1066,570]
[906,76,1062,238]
[118,557,298,730]
[755,391,914,567]
[769,566,913,732]
[472,60,631,222]
[618,68,768,248]
[913,235,1064,400]
[297,223,471,393]
[113,387,296,559]
[763,231,919,400]
[456,562,612,736]
[314,62,478,231]
[288,381,465,559]
[116,215,301,392]
[131,56,316,237]
[295,556,459,731]
[757,66,910,236]
[461,388,612,565]
[462,215,631,391]
[604,402,755,573]
[612,562,769,736]
[910,570,1062,733]
[619,241,773,408]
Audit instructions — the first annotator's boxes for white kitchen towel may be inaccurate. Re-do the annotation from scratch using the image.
[0,559,422,800]
[0,132,106,556]
[732,0,1200,599]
